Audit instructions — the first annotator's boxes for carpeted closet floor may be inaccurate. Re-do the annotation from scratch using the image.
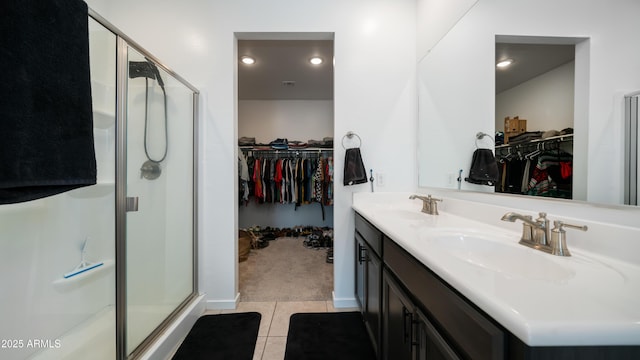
[239,237,333,302]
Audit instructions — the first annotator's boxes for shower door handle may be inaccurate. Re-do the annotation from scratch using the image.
[126,197,139,212]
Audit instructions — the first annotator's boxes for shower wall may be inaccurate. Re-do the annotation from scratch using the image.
[0,18,117,360]
[0,12,198,360]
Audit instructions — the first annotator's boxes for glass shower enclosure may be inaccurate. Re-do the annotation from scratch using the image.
[123,46,196,357]
[0,10,198,360]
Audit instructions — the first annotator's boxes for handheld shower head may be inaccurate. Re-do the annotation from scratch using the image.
[129,61,156,80]
[128,60,165,89]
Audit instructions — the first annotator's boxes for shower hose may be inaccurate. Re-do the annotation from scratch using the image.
[143,77,168,163]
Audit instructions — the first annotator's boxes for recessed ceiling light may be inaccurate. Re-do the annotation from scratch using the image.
[309,57,323,65]
[240,56,255,65]
[496,59,513,68]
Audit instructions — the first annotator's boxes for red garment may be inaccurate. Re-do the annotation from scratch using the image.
[253,158,263,201]
[560,162,572,179]
[275,159,283,203]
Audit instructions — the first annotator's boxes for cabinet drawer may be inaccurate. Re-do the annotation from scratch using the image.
[355,213,382,257]
[384,236,505,360]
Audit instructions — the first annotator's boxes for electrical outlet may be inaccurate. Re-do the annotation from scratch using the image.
[447,173,454,185]
[376,173,385,187]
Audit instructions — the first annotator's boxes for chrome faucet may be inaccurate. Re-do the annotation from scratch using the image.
[409,194,442,215]
[501,212,551,252]
[501,212,588,256]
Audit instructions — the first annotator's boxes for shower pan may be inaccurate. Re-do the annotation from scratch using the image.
[0,9,199,360]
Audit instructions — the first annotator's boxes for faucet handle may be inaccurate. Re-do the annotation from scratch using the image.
[550,220,588,256]
[557,221,588,232]
[426,195,442,215]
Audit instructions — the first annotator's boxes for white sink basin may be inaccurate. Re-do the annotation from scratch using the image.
[422,230,577,281]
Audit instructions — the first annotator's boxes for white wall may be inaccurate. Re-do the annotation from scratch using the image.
[416,0,478,60]
[239,100,333,144]
[87,0,417,308]
[496,61,575,133]
[417,0,640,205]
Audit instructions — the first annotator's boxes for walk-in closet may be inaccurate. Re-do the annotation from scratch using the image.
[236,37,335,302]
[494,41,576,200]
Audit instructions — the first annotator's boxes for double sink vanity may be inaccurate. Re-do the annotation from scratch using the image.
[353,192,640,359]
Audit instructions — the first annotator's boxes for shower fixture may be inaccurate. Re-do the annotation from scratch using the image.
[129,60,167,180]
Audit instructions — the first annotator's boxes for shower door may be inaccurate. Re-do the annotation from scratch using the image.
[124,46,196,357]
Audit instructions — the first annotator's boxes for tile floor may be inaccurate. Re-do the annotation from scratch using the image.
[204,301,359,360]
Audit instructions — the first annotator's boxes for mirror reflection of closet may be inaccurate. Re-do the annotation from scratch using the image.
[494,39,576,199]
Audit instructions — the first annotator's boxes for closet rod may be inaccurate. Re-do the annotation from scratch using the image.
[240,148,332,152]
[240,148,332,158]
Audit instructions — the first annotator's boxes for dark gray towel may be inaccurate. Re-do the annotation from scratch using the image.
[343,148,368,186]
[0,0,96,204]
[465,149,499,186]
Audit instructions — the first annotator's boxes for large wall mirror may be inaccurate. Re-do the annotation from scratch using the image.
[417,0,640,207]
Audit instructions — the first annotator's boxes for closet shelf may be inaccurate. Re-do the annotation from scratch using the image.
[496,134,573,150]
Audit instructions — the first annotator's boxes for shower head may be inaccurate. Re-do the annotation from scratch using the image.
[129,61,156,80]
[129,60,165,90]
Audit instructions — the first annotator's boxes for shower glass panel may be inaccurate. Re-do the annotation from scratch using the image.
[0,17,117,360]
[125,47,195,355]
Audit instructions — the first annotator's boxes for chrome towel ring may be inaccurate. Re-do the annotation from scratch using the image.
[341,131,362,149]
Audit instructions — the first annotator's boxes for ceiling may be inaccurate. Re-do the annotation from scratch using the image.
[495,43,575,94]
[237,40,574,99]
[238,40,334,100]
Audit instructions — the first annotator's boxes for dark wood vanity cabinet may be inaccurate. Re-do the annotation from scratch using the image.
[355,214,383,357]
[384,235,504,360]
[383,268,461,360]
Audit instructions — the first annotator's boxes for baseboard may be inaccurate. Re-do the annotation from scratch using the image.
[138,294,206,360]
[204,292,239,310]
[332,291,359,308]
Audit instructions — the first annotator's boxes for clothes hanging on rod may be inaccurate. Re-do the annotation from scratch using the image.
[526,150,573,197]
[496,143,573,199]
[239,149,334,208]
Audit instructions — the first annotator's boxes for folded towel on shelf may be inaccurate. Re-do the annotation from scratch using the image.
[465,149,499,186]
[0,0,96,204]
[343,148,368,186]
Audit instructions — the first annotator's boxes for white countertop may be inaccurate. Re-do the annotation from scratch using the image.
[352,193,640,346]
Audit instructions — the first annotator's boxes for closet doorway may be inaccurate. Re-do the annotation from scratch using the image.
[236,33,335,302]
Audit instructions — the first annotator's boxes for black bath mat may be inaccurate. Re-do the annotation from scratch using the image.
[172,312,261,360]
[284,312,376,360]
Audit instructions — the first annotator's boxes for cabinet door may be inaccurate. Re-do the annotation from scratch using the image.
[383,269,414,360]
[355,233,366,310]
[415,309,461,360]
[365,247,382,355]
